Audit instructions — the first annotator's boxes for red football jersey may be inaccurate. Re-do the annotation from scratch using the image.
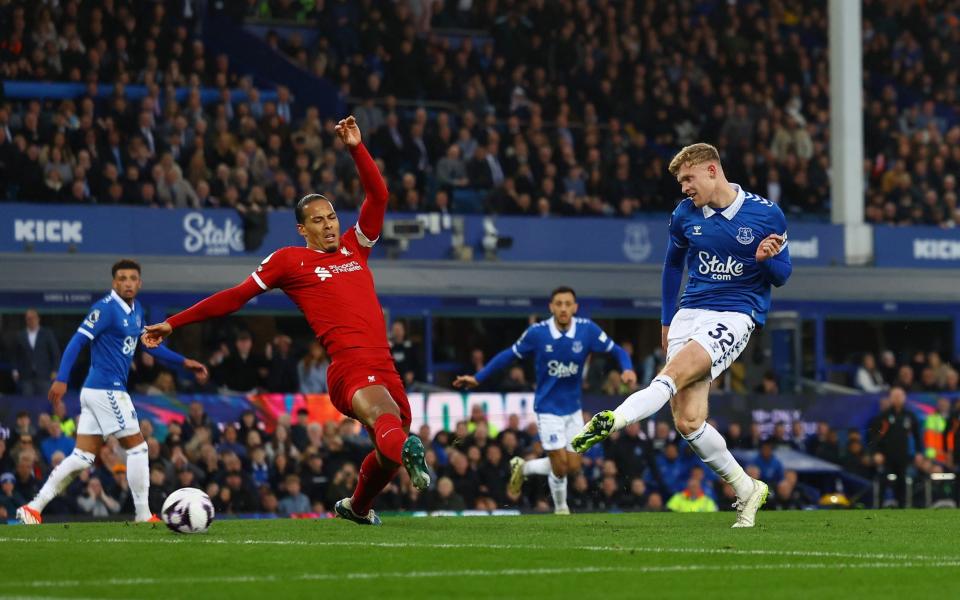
[250,223,389,357]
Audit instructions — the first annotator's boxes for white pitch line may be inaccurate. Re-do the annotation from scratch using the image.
[3,562,960,590]
[1,536,958,564]
[0,597,105,600]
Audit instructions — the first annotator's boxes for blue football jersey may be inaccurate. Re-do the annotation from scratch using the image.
[76,290,144,390]
[668,184,790,326]
[512,317,618,416]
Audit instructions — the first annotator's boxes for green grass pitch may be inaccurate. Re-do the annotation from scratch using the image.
[1,510,957,599]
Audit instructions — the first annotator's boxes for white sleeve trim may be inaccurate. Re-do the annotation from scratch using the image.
[605,340,614,352]
[251,272,268,290]
[511,345,523,359]
[354,222,379,248]
[77,327,94,340]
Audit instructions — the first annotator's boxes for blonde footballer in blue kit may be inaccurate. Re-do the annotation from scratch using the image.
[573,143,792,528]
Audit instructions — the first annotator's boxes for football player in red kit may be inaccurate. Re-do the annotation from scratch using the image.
[141,116,430,525]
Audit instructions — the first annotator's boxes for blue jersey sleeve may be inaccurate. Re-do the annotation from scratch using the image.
[76,301,113,341]
[758,207,792,287]
[587,321,615,354]
[586,321,634,373]
[661,210,688,325]
[511,326,537,358]
[475,326,536,384]
[55,331,91,384]
[144,344,187,370]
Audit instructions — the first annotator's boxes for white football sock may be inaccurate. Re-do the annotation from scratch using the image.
[548,472,568,510]
[522,457,552,477]
[682,422,754,499]
[28,448,95,512]
[612,375,677,430]
[126,442,151,521]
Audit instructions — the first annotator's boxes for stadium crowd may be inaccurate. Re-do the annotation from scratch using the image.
[2,376,959,521]
[0,1,958,224]
[2,307,959,518]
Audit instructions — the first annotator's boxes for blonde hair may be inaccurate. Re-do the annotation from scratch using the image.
[668,143,721,177]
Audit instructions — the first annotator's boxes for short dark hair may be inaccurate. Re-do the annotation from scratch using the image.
[295,193,330,224]
[550,286,577,301]
[111,258,141,277]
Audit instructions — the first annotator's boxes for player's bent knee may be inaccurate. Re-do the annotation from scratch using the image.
[675,416,705,437]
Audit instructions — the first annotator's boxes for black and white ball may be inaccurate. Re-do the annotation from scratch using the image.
[161,487,214,534]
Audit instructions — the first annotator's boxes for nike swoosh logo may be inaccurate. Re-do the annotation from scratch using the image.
[381,428,400,439]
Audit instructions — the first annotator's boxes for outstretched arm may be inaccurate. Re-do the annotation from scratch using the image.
[337,116,389,245]
[474,348,520,385]
[454,347,519,390]
[141,277,265,347]
[608,342,637,387]
[48,331,92,406]
[143,344,209,381]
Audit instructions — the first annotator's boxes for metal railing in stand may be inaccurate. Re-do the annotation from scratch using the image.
[924,472,958,508]
[872,473,913,508]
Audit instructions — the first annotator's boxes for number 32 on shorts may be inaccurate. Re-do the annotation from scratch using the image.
[707,323,735,351]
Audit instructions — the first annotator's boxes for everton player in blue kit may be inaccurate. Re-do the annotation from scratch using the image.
[573,143,792,528]
[17,259,207,525]
[454,287,636,514]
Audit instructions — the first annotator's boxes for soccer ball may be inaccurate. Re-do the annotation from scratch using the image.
[161,487,215,534]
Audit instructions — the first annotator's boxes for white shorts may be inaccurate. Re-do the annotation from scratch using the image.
[666,308,756,382]
[537,410,585,452]
[76,388,142,439]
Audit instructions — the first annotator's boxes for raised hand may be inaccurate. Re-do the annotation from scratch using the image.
[755,234,785,263]
[452,375,479,390]
[141,322,173,348]
[334,115,362,147]
[183,359,209,384]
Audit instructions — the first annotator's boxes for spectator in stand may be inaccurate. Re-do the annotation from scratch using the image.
[11,309,60,396]
[265,334,299,393]
[751,440,785,486]
[605,423,665,493]
[211,332,268,393]
[878,351,899,386]
[278,474,311,516]
[181,401,218,444]
[389,321,421,388]
[39,420,74,466]
[855,353,887,393]
[0,472,26,518]
[754,371,780,395]
[297,341,329,394]
[428,476,466,511]
[893,365,917,392]
[666,477,718,513]
[77,477,121,517]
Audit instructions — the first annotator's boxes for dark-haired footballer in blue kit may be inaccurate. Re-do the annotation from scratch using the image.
[455,287,636,514]
[17,259,208,526]
[574,143,792,529]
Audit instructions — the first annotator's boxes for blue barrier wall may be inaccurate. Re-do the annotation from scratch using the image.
[874,225,960,268]
[0,203,844,266]
[1,81,278,104]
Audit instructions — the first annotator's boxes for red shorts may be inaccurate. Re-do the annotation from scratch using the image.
[327,348,411,429]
